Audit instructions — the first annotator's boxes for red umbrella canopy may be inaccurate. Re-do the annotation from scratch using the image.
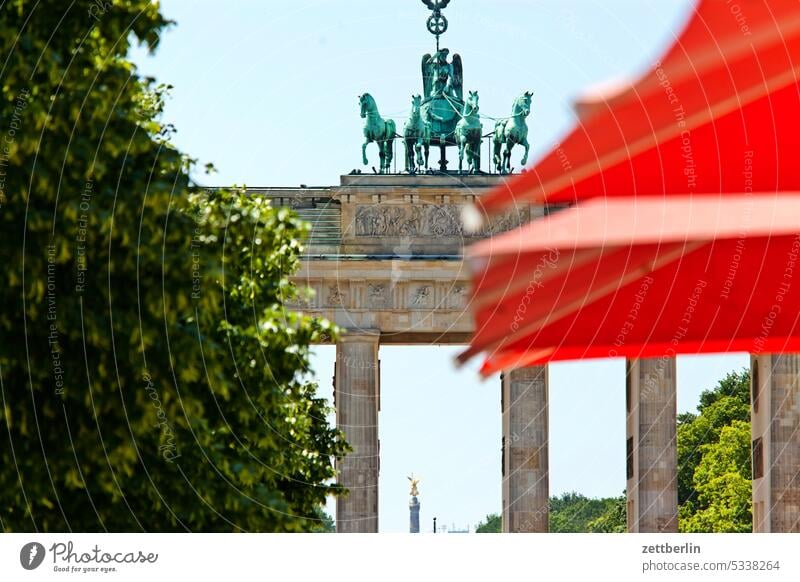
[468,0,800,221]
[462,0,800,373]
[461,195,800,376]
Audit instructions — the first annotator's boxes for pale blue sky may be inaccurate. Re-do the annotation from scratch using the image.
[133,0,748,532]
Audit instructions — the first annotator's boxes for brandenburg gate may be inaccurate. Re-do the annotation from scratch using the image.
[260,0,659,534]
[262,173,548,533]
[262,0,800,534]
[273,0,550,533]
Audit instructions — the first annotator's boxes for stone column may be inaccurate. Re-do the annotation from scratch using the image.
[625,358,678,532]
[751,354,800,532]
[409,496,420,533]
[501,365,549,532]
[335,332,380,533]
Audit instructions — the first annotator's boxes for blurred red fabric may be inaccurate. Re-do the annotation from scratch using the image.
[464,1,800,373]
[474,0,800,215]
[463,195,800,374]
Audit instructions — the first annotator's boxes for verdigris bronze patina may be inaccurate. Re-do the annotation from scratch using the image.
[419,0,465,170]
[493,91,533,174]
[421,48,463,102]
[356,1,536,175]
[455,90,482,173]
[359,93,396,174]
[421,0,451,48]
[403,95,431,174]
[421,49,464,153]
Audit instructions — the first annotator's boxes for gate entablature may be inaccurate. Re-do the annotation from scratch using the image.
[336,174,530,256]
[250,174,544,344]
[251,174,541,344]
[253,174,539,257]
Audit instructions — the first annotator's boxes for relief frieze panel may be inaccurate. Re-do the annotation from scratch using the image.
[287,279,468,311]
[354,204,525,238]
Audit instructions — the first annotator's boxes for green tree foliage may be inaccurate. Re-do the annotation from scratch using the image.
[475,513,501,533]
[310,509,335,533]
[549,492,623,533]
[678,370,750,504]
[475,493,626,533]
[0,0,346,531]
[679,421,751,532]
[677,370,752,532]
[586,494,626,533]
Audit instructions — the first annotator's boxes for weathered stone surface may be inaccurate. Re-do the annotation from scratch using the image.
[290,259,473,343]
[249,175,545,533]
[254,175,541,343]
[751,354,800,532]
[335,333,380,533]
[247,176,527,255]
[353,203,524,238]
[502,366,549,533]
[625,358,678,533]
[339,173,506,188]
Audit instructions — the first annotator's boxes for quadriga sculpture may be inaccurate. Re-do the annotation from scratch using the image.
[359,93,396,174]
[454,90,482,174]
[493,91,532,174]
[403,95,431,174]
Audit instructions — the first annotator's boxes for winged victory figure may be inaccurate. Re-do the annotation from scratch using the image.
[421,49,463,101]
[408,474,421,497]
